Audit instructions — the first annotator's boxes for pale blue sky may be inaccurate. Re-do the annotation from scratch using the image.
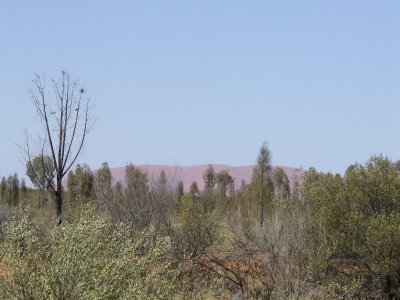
[1,1,399,179]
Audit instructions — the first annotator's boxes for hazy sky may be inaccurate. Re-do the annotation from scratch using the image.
[1,1,399,179]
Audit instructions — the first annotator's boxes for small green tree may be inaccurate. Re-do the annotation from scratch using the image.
[26,155,55,208]
[94,162,113,209]
[203,164,216,190]
[173,194,218,259]
[189,181,199,198]
[26,155,55,191]
[255,142,272,226]
[273,167,290,198]
[176,180,184,201]
[125,164,149,201]
[107,164,152,229]
[74,164,94,202]
[246,142,274,225]
[65,164,94,219]
[216,170,234,199]
[152,170,174,231]
[201,165,218,212]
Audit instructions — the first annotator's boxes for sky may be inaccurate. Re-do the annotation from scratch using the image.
[1,1,400,180]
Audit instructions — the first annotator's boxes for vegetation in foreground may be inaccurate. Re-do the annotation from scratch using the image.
[2,148,400,299]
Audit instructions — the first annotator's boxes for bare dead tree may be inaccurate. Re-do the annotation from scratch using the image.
[25,71,91,224]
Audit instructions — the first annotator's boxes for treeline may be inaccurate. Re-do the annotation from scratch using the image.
[0,174,28,208]
[2,148,400,298]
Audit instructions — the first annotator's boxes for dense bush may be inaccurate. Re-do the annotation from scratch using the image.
[303,155,400,296]
[0,209,182,300]
[172,194,219,259]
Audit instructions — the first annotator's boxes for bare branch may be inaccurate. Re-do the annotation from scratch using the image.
[24,71,92,223]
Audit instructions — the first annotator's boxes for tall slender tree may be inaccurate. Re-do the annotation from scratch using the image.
[202,165,217,211]
[176,181,184,201]
[94,162,113,208]
[254,142,272,226]
[25,71,91,224]
[20,179,27,206]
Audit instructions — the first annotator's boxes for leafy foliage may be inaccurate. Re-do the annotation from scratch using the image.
[172,195,218,259]
[26,155,55,190]
[4,150,400,298]
[0,209,182,300]
[303,155,400,296]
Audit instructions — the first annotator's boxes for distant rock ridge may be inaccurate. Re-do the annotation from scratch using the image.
[107,164,304,192]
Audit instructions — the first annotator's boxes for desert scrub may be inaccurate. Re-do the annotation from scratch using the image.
[0,216,46,299]
[0,208,182,300]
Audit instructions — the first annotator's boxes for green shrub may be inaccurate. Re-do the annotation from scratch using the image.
[0,209,182,300]
[303,156,400,297]
[172,195,218,259]
[0,216,45,299]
